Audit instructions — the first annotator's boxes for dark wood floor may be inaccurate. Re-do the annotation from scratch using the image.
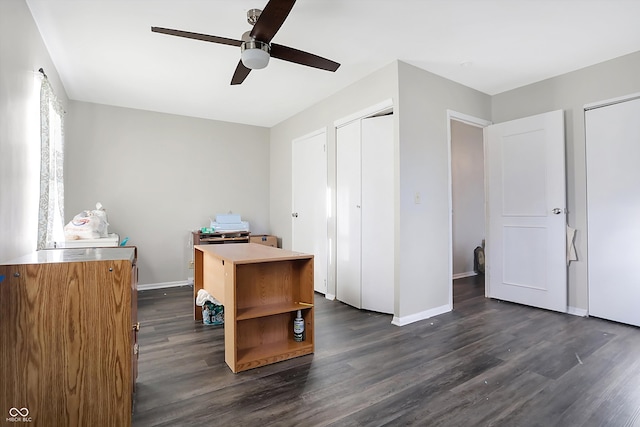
[132,276,640,426]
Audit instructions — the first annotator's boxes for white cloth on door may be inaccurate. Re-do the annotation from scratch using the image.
[566,225,578,265]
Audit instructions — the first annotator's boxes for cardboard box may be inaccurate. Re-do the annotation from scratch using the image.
[249,234,278,247]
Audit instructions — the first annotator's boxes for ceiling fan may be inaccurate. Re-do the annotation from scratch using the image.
[151,0,340,85]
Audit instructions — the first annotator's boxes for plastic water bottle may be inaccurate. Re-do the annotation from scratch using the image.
[293,310,304,342]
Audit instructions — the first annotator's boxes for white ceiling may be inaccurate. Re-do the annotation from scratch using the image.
[26,0,640,127]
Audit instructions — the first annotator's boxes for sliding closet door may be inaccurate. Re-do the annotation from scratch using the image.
[336,120,362,309]
[361,115,394,314]
[586,97,640,327]
[336,115,395,314]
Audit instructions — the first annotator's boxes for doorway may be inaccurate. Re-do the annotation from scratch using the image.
[448,110,567,313]
[447,111,491,308]
[292,128,328,295]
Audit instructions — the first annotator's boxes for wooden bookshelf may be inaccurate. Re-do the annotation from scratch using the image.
[236,301,313,320]
[194,243,314,373]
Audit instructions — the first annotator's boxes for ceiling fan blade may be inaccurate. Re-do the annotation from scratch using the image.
[151,27,242,47]
[271,44,340,72]
[231,60,252,85]
[250,0,296,43]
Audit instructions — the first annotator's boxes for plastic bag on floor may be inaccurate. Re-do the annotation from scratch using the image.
[203,301,224,326]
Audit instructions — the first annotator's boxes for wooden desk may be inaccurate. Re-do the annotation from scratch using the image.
[194,243,314,373]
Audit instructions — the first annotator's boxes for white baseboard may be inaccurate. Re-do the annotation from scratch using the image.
[453,271,477,280]
[325,293,336,301]
[391,304,451,326]
[138,280,192,291]
[567,306,588,317]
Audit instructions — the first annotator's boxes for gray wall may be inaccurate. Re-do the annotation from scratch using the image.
[395,61,491,319]
[270,61,493,322]
[65,101,270,285]
[0,0,68,262]
[492,50,640,312]
[451,120,485,276]
[270,61,399,299]
[7,0,640,317]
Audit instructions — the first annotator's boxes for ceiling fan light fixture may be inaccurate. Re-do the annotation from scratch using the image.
[241,40,270,69]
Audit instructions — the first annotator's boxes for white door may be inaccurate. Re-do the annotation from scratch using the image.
[336,120,362,308]
[485,110,567,312]
[586,97,640,327]
[292,130,328,294]
[361,115,394,314]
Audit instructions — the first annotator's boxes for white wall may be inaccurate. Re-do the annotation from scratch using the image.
[491,50,640,313]
[65,101,270,285]
[0,0,68,262]
[451,120,484,276]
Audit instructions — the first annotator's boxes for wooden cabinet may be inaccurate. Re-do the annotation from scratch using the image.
[194,243,314,373]
[0,247,138,427]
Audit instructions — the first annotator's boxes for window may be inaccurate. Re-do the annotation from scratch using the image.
[37,75,65,249]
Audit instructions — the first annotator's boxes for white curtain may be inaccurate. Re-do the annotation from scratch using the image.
[37,77,65,250]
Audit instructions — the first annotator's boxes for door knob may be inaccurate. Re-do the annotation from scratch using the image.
[551,208,563,215]
[292,213,299,218]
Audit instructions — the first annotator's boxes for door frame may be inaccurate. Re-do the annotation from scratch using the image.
[446,110,492,309]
